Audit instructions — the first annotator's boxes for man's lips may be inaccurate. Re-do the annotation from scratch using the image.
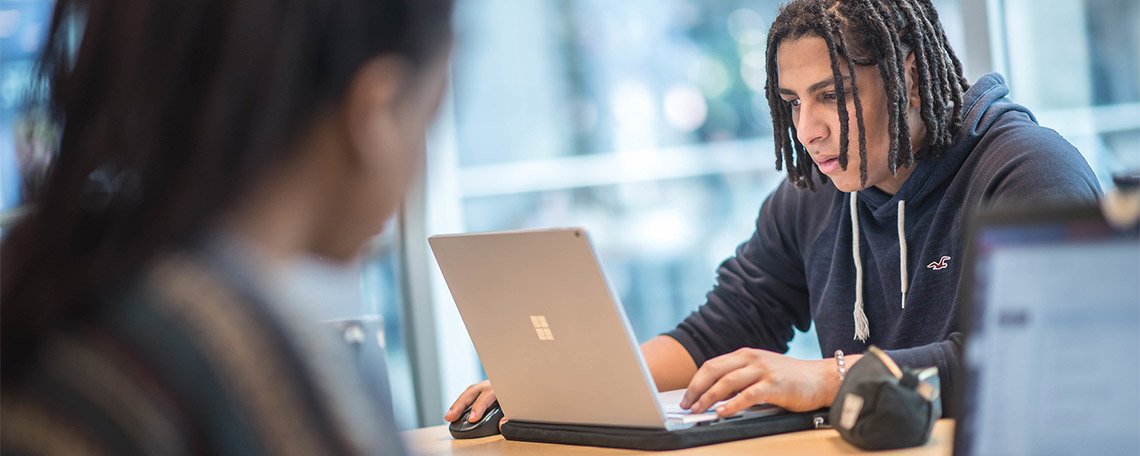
[814,155,841,174]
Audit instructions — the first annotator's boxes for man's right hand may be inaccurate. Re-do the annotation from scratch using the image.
[444,380,505,429]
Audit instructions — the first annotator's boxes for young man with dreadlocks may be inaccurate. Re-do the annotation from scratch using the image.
[447,0,1100,427]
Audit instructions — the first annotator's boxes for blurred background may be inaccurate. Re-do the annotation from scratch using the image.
[2,0,1137,430]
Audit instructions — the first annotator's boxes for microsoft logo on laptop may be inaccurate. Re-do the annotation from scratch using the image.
[530,315,554,341]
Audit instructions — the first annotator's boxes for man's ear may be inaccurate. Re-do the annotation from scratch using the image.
[341,56,410,169]
[904,51,921,109]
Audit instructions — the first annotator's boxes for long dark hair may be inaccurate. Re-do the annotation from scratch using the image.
[1,0,453,374]
[765,0,969,190]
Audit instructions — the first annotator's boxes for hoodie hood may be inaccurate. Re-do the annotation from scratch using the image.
[847,73,1036,341]
[859,73,1033,214]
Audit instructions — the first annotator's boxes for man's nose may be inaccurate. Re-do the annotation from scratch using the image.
[795,102,828,146]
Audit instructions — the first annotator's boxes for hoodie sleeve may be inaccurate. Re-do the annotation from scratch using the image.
[666,182,814,366]
[883,334,964,416]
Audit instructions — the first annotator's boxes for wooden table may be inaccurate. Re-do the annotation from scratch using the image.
[404,418,954,455]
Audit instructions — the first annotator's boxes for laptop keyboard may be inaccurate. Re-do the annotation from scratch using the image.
[658,389,784,426]
[659,390,738,424]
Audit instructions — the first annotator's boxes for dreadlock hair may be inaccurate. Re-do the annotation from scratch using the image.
[765,0,970,190]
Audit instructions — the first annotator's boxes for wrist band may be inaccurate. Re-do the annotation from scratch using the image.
[835,349,847,381]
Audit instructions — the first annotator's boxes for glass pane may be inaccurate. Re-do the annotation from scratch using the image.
[360,220,420,430]
[1001,0,1140,186]
[0,0,56,213]
[452,0,785,169]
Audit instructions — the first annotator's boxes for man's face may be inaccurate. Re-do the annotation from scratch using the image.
[775,35,916,194]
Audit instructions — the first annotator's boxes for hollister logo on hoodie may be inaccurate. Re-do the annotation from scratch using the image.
[926,256,951,271]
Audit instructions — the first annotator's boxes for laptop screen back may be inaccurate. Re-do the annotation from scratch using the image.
[429,228,668,428]
[955,206,1140,455]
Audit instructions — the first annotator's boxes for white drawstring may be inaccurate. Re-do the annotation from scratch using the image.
[898,200,908,309]
[850,195,910,342]
[850,193,869,342]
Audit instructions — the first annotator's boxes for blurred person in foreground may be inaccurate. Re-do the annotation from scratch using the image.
[1,0,452,454]
[448,0,1100,428]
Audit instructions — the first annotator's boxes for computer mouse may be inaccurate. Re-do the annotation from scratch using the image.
[449,401,504,439]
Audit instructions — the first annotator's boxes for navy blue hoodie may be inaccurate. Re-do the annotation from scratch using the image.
[666,74,1101,413]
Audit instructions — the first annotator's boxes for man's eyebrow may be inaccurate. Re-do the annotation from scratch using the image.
[778,76,854,96]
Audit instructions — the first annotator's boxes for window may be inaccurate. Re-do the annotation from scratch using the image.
[996,0,1139,186]
[0,0,54,214]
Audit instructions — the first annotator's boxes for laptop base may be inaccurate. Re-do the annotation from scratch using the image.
[500,409,828,451]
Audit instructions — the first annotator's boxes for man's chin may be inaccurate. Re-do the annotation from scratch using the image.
[829,175,863,193]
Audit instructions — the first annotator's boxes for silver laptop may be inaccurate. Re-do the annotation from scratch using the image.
[428,227,782,430]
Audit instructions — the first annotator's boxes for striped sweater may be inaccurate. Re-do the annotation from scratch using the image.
[1,248,406,455]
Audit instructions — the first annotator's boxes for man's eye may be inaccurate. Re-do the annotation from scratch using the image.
[823,90,850,103]
[787,99,801,108]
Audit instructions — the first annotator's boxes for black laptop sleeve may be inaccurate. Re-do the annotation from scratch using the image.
[500,409,829,451]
